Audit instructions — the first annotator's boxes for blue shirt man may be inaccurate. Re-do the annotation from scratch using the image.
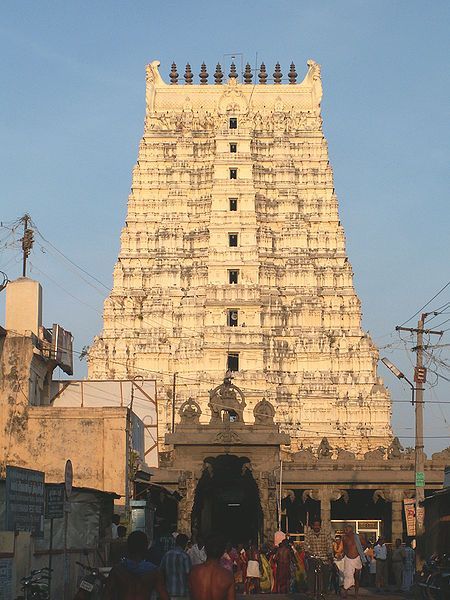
[160,533,192,599]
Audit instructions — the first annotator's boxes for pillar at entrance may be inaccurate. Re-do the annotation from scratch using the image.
[303,487,348,534]
[374,489,413,541]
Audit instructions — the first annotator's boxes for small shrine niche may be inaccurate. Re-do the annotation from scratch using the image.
[253,398,275,425]
[179,398,202,424]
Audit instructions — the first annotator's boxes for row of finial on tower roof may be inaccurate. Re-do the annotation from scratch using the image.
[169,62,299,84]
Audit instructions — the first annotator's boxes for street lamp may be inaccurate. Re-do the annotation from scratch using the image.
[381,358,415,404]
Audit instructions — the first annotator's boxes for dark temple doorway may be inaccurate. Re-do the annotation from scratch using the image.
[192,455,263,545]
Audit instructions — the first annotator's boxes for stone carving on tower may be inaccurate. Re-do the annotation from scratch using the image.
[209,375,246,424]
[89,58,392,456]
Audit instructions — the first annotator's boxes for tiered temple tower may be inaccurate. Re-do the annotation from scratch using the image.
[89,59,392,455]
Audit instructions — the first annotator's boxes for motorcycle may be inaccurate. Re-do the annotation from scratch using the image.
[416,554,450,600]
[73,561,108,599]
[15,567,51,599]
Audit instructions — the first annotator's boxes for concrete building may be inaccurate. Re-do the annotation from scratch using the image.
[89,59,391,455]
[0,277,143,500]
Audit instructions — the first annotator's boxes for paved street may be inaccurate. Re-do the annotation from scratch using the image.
[237,591,410,600]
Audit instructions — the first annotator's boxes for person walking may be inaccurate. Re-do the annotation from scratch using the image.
[373,537,388,593]
[341,524,367,599]
[304,519,332,596]
[103,530,169,599]
[189,534,236,600]
[402,540,415,592]
[332,534,345,590]
[391,538,406,591]
[160,533,192,600]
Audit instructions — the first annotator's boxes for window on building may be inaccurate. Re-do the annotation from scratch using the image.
[227,309,239,327]
[229,198,238,211]
[229,117,237,129]
[228,233,238,247]
[227,353,239,372]
[229,169,237,179]
[228,270,239,284]
[230,143,237,153]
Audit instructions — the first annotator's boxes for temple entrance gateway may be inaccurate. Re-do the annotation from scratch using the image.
[153,377,447,544]
[158,377,288,542]
[192,455,263,544]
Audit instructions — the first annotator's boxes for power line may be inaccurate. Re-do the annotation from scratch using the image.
[430,317,450,330]
[29,218,110,291]
[29,262,102,314]
[398,280,450,327]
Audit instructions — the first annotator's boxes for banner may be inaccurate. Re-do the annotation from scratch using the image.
[403,497,425,537]
[403,498,416,536]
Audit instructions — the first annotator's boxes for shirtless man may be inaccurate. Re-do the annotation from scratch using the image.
[342,524,365,598]
[189,534,236,600]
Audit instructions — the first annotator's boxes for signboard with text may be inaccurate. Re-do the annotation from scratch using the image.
[5,466,45,537]
[0,559,13,600]
[45,484,65,519]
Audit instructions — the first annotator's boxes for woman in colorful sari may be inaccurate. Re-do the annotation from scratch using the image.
[291,542,307,592]
[274,539,292,593]
[234,544,247,593]
[260,545,274,593]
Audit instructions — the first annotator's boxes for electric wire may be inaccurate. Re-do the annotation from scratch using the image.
[5,218,450,438]
[398,280,450,327]
[29,218,110,291]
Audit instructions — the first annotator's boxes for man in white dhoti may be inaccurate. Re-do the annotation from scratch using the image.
[341,525,367,598]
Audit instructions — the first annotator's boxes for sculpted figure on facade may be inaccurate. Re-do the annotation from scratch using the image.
[364,447,386,461]
[145,60,165,114]
[305,59,323,112]
[293,446,316,462]
[209,376,246,424]
[254,398,275,425]
[179,398,202,425]
[431,446,450,463]
[302,489,320,503]
[336,448,356,461]
[330,489,349,503]
[387,436,404,459]
[317,437,333,459]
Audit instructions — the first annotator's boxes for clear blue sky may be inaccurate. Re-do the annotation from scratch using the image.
[1,1,449,453]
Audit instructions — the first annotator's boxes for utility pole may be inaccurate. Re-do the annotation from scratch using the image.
[171,372,177,433]
[396,314,443,567]
[20,214,33,277]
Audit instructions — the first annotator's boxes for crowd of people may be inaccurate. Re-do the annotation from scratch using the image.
[104,520,416,599]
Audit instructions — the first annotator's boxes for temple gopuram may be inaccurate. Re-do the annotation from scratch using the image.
[89,59,449,542]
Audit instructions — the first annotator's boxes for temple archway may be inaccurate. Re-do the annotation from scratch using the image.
[192,455,263,545]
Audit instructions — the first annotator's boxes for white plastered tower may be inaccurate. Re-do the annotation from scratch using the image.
[89,59,392,455]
